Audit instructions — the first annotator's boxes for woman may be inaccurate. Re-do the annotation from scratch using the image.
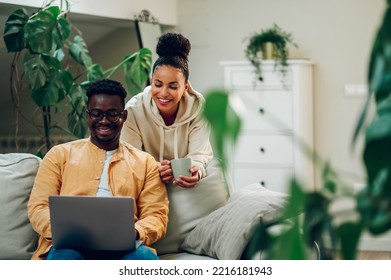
[121,33,213,188]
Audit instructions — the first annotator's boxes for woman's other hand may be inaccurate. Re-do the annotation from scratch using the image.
[158,160,174,184]
[173,166,200,188]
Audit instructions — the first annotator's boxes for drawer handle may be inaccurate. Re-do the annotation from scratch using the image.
[260,147,265,153]
[259,108,265,114]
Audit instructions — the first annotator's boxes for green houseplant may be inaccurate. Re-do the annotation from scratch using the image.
[3,0,151,155]
[204,1,391,259]
[244,23,297,81]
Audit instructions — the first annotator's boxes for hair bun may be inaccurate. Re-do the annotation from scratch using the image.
[156,33,191,59]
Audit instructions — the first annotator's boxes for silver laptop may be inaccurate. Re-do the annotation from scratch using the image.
[49,195,138,251]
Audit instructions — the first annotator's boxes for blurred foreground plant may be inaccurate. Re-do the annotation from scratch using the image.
[203,0,391,260]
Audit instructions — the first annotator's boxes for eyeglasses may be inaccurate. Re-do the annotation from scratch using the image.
[86,109,125,122]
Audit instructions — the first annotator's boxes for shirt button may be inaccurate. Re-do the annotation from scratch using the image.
[95,176,100,179]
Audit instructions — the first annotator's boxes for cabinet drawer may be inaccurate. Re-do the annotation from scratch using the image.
[233,167,293,193]
[237,90,293,131]
[234,135,293,165]
[230,68,292,89]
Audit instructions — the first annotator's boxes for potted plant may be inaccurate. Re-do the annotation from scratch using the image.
[3,0,152,155]
[244,23,297,81]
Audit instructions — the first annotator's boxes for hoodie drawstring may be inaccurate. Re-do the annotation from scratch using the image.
[173,127,179,160]
[159,126,179,162]
[159,126,164,162]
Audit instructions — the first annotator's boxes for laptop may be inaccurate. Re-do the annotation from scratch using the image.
[49,195,140,251]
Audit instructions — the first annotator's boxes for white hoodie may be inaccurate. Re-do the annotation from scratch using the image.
[121,84,213,178]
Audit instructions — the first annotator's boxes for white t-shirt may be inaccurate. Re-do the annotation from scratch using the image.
[96,149,117,197]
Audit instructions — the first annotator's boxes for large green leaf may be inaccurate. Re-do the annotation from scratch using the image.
[264,220,308,260]
[203,90,241,171]
[368,6,391,104]
[25,6,70,54]
[338,223,362,260]
[67,84,87,112]
[69,35,92,67]
[87,64,104,82]
[363,99,391,183]
[31,70,73,106]
[358,167,391,235]
[121,48,152,94]
[67,111,88,139]
[66,84,88,138]
[23,53,61,90]
[3,8,29,52]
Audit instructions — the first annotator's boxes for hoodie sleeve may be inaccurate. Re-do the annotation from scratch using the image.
[188,114,214,179]
[121,108,143,150]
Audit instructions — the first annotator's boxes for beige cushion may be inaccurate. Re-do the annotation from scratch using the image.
[153,158,230,256]
[179,183,289,260]
[0,153,41,259]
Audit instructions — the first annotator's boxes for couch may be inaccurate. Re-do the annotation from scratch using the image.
[0,152,298,260]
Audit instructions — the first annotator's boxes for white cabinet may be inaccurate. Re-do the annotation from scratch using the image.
[221,60,314,193]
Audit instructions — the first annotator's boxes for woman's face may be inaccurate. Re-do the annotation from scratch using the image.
[150,65,189,118]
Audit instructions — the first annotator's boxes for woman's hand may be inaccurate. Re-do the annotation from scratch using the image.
[173,166,200,188]
[158,160,174,184]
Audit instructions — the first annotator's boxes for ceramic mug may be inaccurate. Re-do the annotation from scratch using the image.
[171,158,192,181]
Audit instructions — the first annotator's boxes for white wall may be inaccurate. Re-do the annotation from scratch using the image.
[0,0,177,25]
[175,0,385,190]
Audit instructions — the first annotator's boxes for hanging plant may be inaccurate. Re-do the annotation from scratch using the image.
[244,23,297,81]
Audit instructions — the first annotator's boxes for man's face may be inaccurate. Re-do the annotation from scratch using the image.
[86,93,127,151]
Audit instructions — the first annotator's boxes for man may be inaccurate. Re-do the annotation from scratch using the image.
[28,79,169,260]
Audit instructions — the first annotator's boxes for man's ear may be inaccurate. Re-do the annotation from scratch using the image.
[122,109,128,121]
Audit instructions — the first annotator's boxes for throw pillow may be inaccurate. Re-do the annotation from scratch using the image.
[179,183,289,260]
[153,158,230,256]
[0,153,41,259]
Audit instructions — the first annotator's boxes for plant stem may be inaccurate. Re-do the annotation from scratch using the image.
[10,52,21,151]
[42,105,51,153]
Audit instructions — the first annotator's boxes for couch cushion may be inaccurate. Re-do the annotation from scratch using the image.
[179,183,289,260]
[159,252,216,260]
[153,158,230,256]
[0,153,41,259]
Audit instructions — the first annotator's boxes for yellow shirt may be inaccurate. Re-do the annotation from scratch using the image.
[27,138,169,260]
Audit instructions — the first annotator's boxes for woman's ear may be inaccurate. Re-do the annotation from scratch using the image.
[184,81,190,91]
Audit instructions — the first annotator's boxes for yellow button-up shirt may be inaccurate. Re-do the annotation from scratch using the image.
[28,138,169,260]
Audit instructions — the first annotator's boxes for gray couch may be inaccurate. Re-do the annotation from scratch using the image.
[0,153,294,260]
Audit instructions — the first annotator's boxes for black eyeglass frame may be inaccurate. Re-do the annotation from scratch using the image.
[86,109,125,122]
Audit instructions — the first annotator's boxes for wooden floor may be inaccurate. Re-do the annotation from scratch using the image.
[322,249,391,260]
[356,250,391,260]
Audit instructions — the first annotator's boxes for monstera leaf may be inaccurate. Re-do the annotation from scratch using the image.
[24,6,71,54]
[121,48,152,95]
[3,8,29,52]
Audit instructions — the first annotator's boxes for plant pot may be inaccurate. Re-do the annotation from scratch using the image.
[262,42,276,60]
